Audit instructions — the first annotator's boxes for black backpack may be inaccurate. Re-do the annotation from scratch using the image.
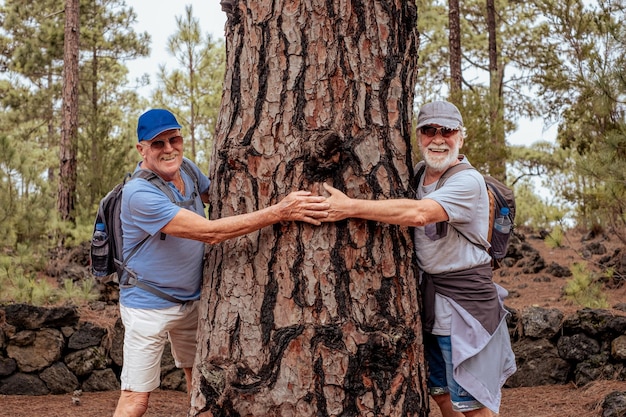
[90,158,201,303]
[413,160,515,268]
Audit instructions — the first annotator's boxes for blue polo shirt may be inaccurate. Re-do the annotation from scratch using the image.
[120,160,210,309]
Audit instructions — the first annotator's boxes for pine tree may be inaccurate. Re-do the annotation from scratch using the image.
[192,2,427,415]
[152,5,226,168]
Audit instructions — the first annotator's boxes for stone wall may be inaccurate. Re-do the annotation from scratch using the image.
[507,305,626,387]
[0,303,185,395]
[1,303,625,396]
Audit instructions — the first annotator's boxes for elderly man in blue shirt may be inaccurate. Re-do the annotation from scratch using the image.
[114,109,329,417]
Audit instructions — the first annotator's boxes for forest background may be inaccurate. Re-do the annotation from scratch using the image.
[0,0,625,304]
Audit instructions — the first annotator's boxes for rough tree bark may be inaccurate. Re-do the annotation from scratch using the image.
[58,0,79,222]
[192,1,426,416]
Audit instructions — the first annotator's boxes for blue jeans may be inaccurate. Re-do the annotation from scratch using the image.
[424,332,485,412]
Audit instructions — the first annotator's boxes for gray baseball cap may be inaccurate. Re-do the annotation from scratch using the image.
[416,101,463,129]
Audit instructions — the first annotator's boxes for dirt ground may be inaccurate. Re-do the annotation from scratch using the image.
[2,229,626,416]
[2,380,626,417]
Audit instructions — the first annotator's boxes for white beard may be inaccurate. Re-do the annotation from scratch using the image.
[420,142,460,172]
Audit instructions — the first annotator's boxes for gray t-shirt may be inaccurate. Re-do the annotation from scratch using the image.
[414,158,491,334]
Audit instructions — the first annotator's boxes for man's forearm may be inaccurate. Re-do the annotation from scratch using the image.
[347,198,426,227]
[162,205,280,245]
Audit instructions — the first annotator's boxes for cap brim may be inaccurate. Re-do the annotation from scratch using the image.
[417,117,462,129]
[140,124,182,141]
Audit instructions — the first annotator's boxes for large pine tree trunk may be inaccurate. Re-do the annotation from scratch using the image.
[192,2,426,416]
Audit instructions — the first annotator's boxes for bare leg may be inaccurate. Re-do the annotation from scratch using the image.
[113,390,150,417]
[432,393,464,417]
[464,407,494,417]
[184,367,192,397]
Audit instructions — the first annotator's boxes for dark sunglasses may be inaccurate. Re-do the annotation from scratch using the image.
[420,126,458,138]
[143,135,183,150]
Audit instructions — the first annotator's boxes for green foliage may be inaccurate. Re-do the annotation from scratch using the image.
[0,262,58,306]
[0,0,623,264]
[30,279,58,306]
[12,243,47,272]
[0,241,100,306]
[455,88,513,178]
[565,129,626,242]
[3,271,25,303]
[151,5,226,171]
[76,0,152,211]
[414,0,626,233]
[544,225,564,248]
[508,141,573,229]
[55,218,95,250]
[0,0,65,78]
[563,262,609,309]
[414,0,451,101]
[57,278,100,305]
[0,273,100,307]
[529,0,626,240]
[0,0,153,250]
[0,114,58,248]
[415,0,546,180]
[515,184,568,231]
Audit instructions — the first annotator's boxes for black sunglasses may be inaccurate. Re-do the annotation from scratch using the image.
[420,126,458,138]
[143,135,183,150]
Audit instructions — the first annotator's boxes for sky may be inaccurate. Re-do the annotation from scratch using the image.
[124,1,555,147]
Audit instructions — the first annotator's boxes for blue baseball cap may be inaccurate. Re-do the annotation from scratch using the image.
[416,101,463,129]
[137,109,182,142]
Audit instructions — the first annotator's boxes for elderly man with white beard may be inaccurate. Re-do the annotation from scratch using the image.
[322,101,516,417]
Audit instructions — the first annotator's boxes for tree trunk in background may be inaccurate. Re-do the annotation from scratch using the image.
[58,0,79,222]
[449,0,462,94]
[487,0,506,180]
[192,1,427,416]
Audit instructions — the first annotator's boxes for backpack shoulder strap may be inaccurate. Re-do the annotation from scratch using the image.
[119,168,188,304]
[409,160,489,256]
[431,161,490,253]
[122,270,186,304]
[180,158,201,197]
[411,158,474,192]
[131,169,177,201]
[134,159,202,202]
[435,162,474,189]
[410,161,426,193]
[116,169,178,279]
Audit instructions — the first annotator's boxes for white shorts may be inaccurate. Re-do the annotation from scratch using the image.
[119,302,198,392]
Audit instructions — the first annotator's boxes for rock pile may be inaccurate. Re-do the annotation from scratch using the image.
[0,303,185,395]
[506,306,626,387]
